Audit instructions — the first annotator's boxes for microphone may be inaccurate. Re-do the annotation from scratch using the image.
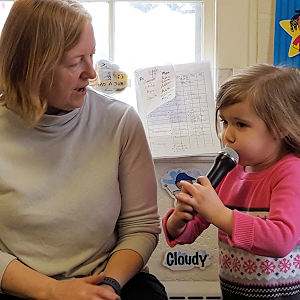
[203,147,239,188]
[181,147,239,223]
[180,147,239,223]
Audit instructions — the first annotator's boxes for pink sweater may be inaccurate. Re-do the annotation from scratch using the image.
[163,154,300,298]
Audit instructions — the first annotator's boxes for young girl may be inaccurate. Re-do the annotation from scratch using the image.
[163,64,300,300]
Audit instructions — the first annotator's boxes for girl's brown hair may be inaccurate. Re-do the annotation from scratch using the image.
[216,64,300,157]
[0,0,91,125]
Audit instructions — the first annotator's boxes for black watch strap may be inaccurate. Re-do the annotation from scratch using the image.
[98,276,121,296]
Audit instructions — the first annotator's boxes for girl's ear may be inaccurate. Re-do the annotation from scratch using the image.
[271,127,288,141]
[278,128,288,139]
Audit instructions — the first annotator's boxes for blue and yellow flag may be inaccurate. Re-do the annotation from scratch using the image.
[274,0,300,71]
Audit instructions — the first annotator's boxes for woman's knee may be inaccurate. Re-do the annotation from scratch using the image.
[121,272,168,300]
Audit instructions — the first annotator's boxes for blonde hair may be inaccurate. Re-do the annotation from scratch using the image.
[0,0,91,125]
[216,64,300,157]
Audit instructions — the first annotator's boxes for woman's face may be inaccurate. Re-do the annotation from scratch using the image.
[42,22,96,112]
[219,98,285,172]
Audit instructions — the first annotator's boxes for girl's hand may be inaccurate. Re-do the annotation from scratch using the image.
[167,187,195,239]
[49,274,120,300]
[175,177,233,234]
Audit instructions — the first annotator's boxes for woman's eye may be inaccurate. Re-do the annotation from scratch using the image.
[69,58,83,67]
[70,62,80,67]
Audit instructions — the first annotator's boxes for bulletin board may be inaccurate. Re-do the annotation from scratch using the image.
[274,0,300,71]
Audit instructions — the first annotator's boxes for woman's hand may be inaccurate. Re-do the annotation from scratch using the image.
[175,177,233,235]
[49,274,120,300]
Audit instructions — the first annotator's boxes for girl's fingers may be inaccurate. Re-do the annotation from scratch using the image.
[177,201,193,212]
[175,192,194,206]
[179,176,213,196]
[183,212,194,222]
[180,180,200,194]
[196,176,212,187]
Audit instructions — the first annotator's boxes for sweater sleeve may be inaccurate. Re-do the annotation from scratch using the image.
[112,107,160,265]
[227,160,300,258]
[162,208,210,247]
[0,251,16,292]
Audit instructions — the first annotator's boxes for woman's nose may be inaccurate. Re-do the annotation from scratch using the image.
[82,60,97,80]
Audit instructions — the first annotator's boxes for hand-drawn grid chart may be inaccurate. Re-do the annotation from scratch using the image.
[144,66,220,158]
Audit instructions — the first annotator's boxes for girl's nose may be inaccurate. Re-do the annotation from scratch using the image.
[222,126,235,144]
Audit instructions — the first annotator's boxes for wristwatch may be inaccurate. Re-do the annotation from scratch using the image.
[98,276,121,296]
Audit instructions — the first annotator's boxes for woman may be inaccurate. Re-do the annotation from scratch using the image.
[0,1,167,299]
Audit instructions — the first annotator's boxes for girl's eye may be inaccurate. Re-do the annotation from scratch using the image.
[220,119,228,126]
[237,122,247,128]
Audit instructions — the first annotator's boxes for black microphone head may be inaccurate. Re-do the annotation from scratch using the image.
[218,147,239,164]
[205,147,239,189]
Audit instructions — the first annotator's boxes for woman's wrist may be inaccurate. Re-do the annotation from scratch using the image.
[98,277,121,296]
[2,260,57,300]
[43,278,61,300]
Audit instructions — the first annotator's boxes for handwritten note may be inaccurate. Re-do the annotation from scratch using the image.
[135,62,220,158]
[135,65,176,115]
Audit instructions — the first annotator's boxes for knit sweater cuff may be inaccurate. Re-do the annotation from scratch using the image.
[162,208,178,248]
[228,210,254,252]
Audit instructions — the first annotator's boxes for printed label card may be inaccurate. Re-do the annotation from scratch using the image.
[163,249,211,271]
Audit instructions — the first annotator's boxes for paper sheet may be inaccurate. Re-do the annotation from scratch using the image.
[135,64,176,115]
[135,62,220,158]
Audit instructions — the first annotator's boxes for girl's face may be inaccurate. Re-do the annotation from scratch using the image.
[42,22,96,112]
[219,98,286,172]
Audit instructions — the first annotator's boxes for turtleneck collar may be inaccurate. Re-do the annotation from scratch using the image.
[36,106,81,128]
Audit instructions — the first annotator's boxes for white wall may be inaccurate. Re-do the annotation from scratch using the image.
[216,0,275,68]
[216,0,276,86]
[150,156,221,298]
